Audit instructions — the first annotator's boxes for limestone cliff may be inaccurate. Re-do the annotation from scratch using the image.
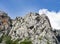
[0,11,59,44]
[9,12,59,44]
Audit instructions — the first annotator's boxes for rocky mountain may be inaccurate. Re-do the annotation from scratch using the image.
[0,11,60,44]
[0,11,12,36]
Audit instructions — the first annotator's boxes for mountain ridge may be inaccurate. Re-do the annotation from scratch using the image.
[0,11,60,44]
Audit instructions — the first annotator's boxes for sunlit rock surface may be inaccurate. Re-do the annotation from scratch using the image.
[0,11,60,44]
[9,12,59,44]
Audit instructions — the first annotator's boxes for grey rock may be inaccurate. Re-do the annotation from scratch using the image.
[9,12,58,44]
[0,11,12,35]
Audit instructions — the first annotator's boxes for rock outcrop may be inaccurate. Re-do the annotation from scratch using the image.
[9,12,59,44]
[53,29,60,43]
[0,11,60,44]
[0,11,12,36]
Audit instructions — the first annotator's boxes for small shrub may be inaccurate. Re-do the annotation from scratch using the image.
[12,39,20,44]
[20,39,32,44]
[2,35,19,44]
[3,35,13,44]
[0,35,4,43]
[47,41,50,44]
[39,36,43,40]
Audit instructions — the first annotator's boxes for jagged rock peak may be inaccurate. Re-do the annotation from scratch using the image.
[9,12,59,44]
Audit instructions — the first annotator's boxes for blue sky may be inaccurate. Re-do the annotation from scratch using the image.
[0,0,60,18]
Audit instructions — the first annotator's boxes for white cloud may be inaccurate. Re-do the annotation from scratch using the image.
[39,9,60,30]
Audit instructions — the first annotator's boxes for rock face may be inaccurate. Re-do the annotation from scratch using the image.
[0,11,12,36]
[53,30,60,43]
[9,12,59,44]
[0,11,60,44]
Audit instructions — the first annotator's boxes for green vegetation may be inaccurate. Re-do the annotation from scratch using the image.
[47,41,50,44]
[20,39,32,44]
[39,36,43,40]
[0,35,4,43]
[0,35,19,44]
[0,35,32,44]
[4,35,20,44]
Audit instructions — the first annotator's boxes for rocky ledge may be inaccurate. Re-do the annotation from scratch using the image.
[0,11,60,44]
